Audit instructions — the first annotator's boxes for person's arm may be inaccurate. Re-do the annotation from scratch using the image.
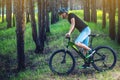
[68,18,75,34]
[66,18,75,37]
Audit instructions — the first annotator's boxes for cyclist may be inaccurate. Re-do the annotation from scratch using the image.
[58,8,93,68]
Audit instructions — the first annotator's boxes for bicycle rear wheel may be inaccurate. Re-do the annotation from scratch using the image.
[49,49,75,75]
[92,46,117,71]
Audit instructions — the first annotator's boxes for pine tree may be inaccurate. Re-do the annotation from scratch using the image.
[14,0,25,71]
[6,0,12,28]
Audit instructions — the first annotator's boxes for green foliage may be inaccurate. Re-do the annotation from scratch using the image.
[0,10,120,80]
[0,26,16,56]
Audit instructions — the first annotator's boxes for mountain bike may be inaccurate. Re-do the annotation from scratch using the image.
[49,34,117,75]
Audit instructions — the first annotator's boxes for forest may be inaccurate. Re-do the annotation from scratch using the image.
[0,0,120,80]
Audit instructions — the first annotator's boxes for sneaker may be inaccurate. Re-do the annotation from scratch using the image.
[79,63,90,69]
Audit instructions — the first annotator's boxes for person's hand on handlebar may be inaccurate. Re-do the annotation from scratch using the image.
[65,33,70,38]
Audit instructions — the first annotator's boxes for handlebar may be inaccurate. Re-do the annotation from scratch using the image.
[66,36,70,41]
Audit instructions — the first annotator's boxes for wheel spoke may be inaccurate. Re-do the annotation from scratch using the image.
[93,58,103,62]
[96,52,103,57]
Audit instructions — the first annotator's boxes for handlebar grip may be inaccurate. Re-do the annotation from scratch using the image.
[66,36,70,40]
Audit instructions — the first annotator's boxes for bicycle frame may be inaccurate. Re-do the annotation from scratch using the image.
[66,38,86,61]
[65,34,97,61]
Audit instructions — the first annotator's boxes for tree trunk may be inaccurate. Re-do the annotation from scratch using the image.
[106,0,110,13]
[2,0,5,22]
[109,0,116,40]
[102,0,106,28]
[43,0,47,41]
[14,0,25,71]
[29,0,40,53]
[12,14,16,27]
[25,0,30,23]
[56,0,60,21]
[6,0,12,28]
[70,0,74,10]
[46,0,50,33]
[117,0,120,44]
[62,0,68,9]
[38,0,45,53]
[0,0,1,19]
[91,0,97,23]
[84,0,90,22]
[51,0,58,24]
[12,0,16,27]
[26,12,30,23]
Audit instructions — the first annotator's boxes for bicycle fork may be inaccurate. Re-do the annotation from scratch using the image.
[61,50,67,64]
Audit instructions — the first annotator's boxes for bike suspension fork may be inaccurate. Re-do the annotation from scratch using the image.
[61,49,67,63]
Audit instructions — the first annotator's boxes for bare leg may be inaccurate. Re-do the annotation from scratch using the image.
[76,42,92,66]
[75,42,91,55]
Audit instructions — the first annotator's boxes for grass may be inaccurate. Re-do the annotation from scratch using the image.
[0,10,120,80]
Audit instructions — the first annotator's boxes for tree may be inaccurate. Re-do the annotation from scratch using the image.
[70,0,74,10]
[91,0,97,23]
[29,0,40,53]
[25,0,30,23]
[38,0,46,53]
[6,0,12,28]
[37,0,50,53]
[117,0,120,44]
[0,0,1,19]
[43,0,47,40]
[102,0,106,28]
[51,0,59,24]
[96,0,102,9]
[2,0,5,22]
[14,0,25,71]
[12,0,16,27]
[84,0,90,22]
[109,0,116,40]
[62,0,68,9]
[46,0,50,33]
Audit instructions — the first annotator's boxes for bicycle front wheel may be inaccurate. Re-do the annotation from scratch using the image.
[49,49,75,75]
[92,46,117,72]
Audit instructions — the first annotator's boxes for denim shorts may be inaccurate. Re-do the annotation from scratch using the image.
[75,27,91,46]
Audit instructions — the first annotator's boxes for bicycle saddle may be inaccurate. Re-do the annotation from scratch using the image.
[89,34,99,37]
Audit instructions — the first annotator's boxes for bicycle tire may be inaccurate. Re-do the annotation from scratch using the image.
[91,46,117,72]
[49,49,75,75]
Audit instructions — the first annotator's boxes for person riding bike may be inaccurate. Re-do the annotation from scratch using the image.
[58,8,93,68]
